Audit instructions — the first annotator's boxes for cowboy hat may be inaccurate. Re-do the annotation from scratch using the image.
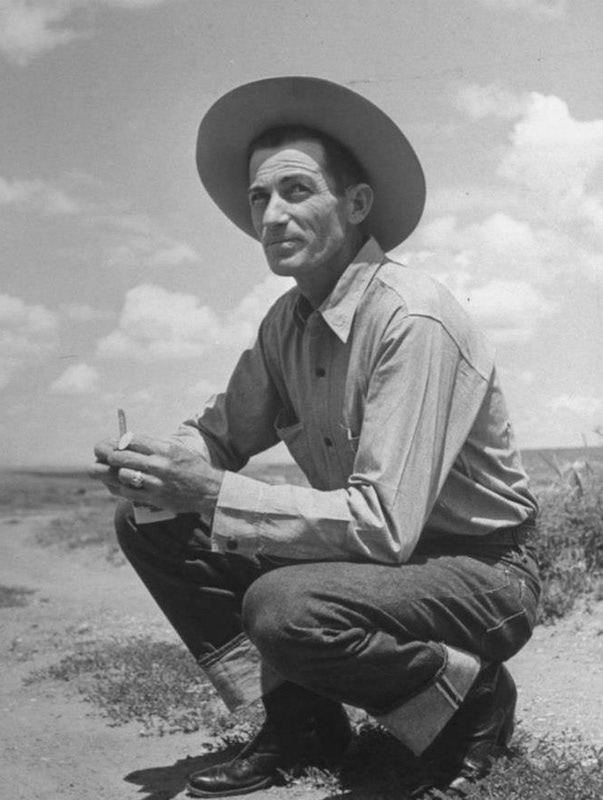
[196,76,425,252]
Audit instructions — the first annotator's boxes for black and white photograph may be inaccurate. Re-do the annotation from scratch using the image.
[1,2,601,798]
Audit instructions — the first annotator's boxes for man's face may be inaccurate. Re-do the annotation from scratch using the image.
[247,139,353,281]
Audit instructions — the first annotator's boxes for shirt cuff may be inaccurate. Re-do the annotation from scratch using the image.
[212,470,264,558]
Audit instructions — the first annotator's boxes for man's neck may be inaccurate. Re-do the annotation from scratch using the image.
[296,235,366,309]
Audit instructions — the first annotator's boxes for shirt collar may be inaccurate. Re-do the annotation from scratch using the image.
[317,236,386,343]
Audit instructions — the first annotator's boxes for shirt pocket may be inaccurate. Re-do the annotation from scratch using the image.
[344,426,361,455]
[274,407,313,474]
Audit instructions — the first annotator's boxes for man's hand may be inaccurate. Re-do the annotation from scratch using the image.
[89,434,224,515]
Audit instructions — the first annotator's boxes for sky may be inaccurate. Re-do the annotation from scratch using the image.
[1,0,602,468]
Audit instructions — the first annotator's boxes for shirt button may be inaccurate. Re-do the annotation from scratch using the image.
[226,537,238,551]
[315,367,326,377]
[324,436,333,448]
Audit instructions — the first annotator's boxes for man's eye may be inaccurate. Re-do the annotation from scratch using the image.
[289,184,311,199]
[249,192,267,207]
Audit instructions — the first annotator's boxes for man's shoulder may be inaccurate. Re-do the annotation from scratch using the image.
[364,259,494,377]
[371,259,457,319]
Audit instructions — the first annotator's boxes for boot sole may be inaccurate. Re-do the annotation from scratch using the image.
[185,775,275,798]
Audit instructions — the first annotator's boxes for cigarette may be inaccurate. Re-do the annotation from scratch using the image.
[117,408,127,437]
[117,408,133,450]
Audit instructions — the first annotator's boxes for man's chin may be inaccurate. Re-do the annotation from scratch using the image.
[266,256,304,276]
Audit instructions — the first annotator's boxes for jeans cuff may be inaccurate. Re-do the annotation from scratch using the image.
[198,632,283,712]
[374,645,482,755]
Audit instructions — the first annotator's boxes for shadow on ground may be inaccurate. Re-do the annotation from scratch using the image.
[123,730,433,800]
[125,745,240,800]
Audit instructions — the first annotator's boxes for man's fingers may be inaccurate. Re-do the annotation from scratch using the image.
[88,463,123,496]
[107,448,160,474]
[88,462,118,484]
[94,437,119,463]
[115,433,172,457]
[88,462,164,503]
[116,469,164,498]
[108,434,178,476]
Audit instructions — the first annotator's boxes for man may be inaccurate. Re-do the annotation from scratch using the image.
[90,77,540,798]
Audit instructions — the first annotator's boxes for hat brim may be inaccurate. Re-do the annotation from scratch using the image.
[197,76,425,252]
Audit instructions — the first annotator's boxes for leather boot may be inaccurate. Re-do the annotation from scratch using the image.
[186,683,352,797]
[411,662,517,798]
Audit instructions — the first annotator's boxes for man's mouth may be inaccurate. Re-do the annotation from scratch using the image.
[263,236,301,248]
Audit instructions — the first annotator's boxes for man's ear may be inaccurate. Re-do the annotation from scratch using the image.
[346,183,374,225]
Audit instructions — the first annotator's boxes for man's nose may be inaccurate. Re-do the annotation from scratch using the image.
[262,193,289,227]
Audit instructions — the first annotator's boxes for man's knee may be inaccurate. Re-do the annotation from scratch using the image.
[242,567,366,680]
[242,569,318,655]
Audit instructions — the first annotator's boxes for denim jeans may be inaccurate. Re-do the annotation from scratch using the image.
[114,501,540,753]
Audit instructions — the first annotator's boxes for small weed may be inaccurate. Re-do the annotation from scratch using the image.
[534,466,602,624]
[27,637,227,735]
[288,722,603,799]
[0,583,35,608]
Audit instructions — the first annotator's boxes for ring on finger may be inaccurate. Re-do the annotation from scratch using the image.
[129,470,145,489]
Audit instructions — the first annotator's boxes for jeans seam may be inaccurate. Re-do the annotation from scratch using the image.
[485,609,527,636]
[198,631,249,669]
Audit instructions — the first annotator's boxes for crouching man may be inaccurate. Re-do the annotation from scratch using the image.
[90,77,540,797]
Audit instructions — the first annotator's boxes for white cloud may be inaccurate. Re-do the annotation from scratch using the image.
[107,236,198,270]
[101,213,199,270]
[0,1,83,67]
[50,362,99,395]
[498,93,603,220]
[0,0,187,66]
[474,0,566,17]
[427,185,523,218]
[547,394,602,417]
[455,84,528,121]
[406,211,575,285]
[581,195,603,242]
[60,303,114,322]
[464,279,555,342]
[404,92,603,304]
[0,177,81,214]
[449,89,603,235]
[0,173,200,271]
[400,212,565,342]
[0,293,59,388]
[96,274,293,361]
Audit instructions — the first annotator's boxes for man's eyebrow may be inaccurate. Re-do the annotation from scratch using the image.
[248,171,319,193]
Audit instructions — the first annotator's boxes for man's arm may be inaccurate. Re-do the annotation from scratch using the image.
[89,317,283,514]
[210,313,492,563]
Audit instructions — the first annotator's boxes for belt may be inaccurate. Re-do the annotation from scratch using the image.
[480,525,534,546]
[420,520,536,552]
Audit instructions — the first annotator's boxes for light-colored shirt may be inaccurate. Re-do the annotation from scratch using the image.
[175,238,537,564]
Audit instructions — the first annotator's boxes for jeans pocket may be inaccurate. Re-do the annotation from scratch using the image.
[480,566,536,662]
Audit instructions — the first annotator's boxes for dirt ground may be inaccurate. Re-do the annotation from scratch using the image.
[1,512,602,800]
